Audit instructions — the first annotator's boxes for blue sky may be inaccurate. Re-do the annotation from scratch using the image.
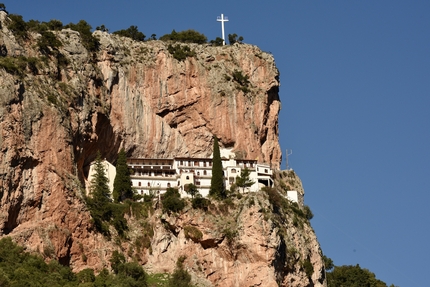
[7,1,430,286]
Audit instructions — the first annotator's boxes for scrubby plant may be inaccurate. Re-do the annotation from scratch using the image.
[228,33,244,44]
[167,256,193,287]
[191,195,210,210]
[161,188,185,213]
[184,226,203,242]
[113,25,145,41]
[7,14,28,40]
[160,29,207,44]
[167,44,196,61]
[65,20,99,52]
[210,37,224,46]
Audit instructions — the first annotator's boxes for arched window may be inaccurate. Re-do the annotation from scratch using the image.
[186,176,189,180]
[231,169,236,173]
[203,170,207,175]
[138,182,141,187]
[197,171,200,176]
[147,182,151,187]
[167,183,171,187]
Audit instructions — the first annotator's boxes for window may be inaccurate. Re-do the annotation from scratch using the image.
[265,169,268,173]
[194,161,199,167]
[180,161,183,166]
[167,183,171,187]
[231,169,236,173]
[186,176,189,180]
[203,170,207,175]
[196,181,201,186]
[147,182,151,187]
[138,182,141,187]
[197,171,200,176]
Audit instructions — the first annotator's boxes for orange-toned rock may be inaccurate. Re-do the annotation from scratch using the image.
[0,11,326,286]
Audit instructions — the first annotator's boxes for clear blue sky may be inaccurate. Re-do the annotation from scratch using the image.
[7,1,430,286]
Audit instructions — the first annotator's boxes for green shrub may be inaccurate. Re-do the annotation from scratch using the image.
[37,31,62,55]
[160,29,207,44]
[167,256,193,287]
[184,225,203,242]
[7,14,28,40]
[65,20,99,52]
[210,37,224,46]
[167,44,196,61]
[113,25,145,41]
[162,188,185,213]
[191,196,210,210]
[223,227,238,244]
[302,259,314,278]
[0,56,27,76]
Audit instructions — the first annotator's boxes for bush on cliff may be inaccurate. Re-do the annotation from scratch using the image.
[160,29,207,44]
[65,20,99,52]
[0,237,151,286]
[113,25,145,41]
[162,188,185,213]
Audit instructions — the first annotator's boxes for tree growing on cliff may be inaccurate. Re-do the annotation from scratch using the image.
[113,25,145,41]
[87,151,113,235]
[228,33,244,44]
[235,167,255,193]
[209,137,226,199]
[113,148,133,202]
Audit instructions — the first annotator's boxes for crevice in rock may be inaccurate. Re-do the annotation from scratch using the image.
[58,236,73,266]
[3,195,23,235]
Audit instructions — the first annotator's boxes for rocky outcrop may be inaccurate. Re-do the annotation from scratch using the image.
[141,188,326,287]
[0,11,326,286]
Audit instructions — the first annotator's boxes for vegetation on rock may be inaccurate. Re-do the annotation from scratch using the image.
[160,29,207,44]
[167,44,196,61]
[113,148,134,202]
[326,263,398,287]
[65,20,99,52]
[209,137,226,199]
[162,188,186,213]
[86,152,128,237]
[167,256,194,287]
[0,237,151,286]
[113,25,145,41]
[228,33,244,45]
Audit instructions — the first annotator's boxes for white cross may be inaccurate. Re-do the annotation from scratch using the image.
[217,14,229,45]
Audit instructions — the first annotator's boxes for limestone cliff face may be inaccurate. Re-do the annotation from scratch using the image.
[0,11,326,286]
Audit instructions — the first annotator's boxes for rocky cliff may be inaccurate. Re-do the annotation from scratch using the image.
[0,11,326,286]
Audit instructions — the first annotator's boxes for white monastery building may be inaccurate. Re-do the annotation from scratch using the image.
[86,150,301,204]
[127,157,274,198]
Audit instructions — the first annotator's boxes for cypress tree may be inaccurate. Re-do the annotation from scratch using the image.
[113,148,133,202]
[209,137,225,199]
[88,151,112,235]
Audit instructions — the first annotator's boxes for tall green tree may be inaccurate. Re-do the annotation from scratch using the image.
[87,151,112,235]
[209,137,225,199]
[235,167,255,193]
[113,148,133,202]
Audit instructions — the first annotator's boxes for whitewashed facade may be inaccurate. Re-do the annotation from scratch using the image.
[127,157,274,198]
